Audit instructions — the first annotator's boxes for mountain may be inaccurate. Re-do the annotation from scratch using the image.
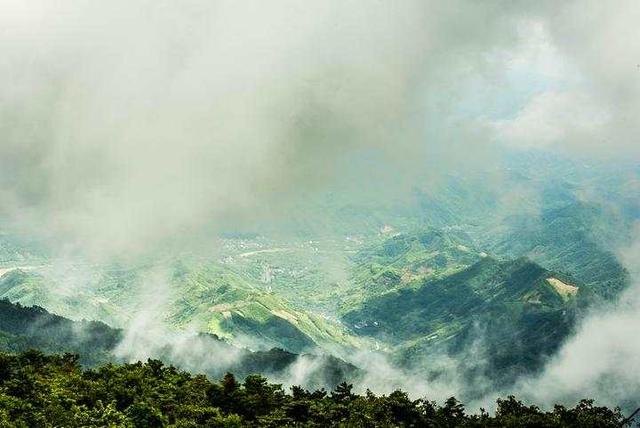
[167,260,369,355]
[484,202,630,300]
[343,257,583,386]
[0,206,626,397]
[0,220,615,392]
[0,298,119,367]
[408,152,637,303]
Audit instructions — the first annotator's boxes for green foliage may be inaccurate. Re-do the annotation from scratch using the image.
[0,259,367,356]
[0,350,628,427]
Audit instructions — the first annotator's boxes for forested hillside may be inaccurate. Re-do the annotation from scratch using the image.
[484,202,630,300]
[343,257,583,386]
[0,299,119,367]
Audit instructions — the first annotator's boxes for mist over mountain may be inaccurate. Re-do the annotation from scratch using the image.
[1,1,639,425]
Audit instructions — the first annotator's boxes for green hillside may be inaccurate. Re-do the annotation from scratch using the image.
[0,157,635,398]
[166,261,367,355]
[341,229,483,311]
[343,257,583,386]
[485,202,630,300]
[0,262,369,358]
[0,217,623,392]
[0,299,358,390]
[0,299,119,367]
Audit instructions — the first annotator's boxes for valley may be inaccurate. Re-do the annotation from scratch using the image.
[0,151,636,403]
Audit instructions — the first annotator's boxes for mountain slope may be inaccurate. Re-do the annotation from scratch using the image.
[0,298,358,389]
[485,202,630,300]
[340,229,482,311]
[0,298,120,366]
[0,262,369,357]
[343,257,582,385]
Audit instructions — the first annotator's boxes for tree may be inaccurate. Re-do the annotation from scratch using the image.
[331,382,354,403]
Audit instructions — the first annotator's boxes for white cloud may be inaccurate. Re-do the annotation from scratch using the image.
[491,0,640,157]
[492,90,610,150]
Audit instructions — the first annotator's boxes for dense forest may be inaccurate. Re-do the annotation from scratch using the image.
[0,350,634,427]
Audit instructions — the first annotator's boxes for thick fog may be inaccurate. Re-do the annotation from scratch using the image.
[2,1,636,259]
[0,0,512,259]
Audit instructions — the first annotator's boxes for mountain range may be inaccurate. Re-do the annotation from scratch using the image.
[0,150,636,400]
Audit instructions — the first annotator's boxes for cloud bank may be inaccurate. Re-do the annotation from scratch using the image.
[5,0,627,259]
[0,0,510,258]
[493,1,640,158]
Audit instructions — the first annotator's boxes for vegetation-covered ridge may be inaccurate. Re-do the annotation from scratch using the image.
[0,261,369,357]
[0,299,358,391]
[0,350,633,427]
[343,256,584,386]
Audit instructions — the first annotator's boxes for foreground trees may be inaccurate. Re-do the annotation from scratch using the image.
[0,350,631,427]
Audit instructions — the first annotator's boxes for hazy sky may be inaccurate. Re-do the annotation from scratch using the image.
[0,1,638,259]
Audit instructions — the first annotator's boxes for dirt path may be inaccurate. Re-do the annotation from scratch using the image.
[0,265,41,278]
[237,248,290,258]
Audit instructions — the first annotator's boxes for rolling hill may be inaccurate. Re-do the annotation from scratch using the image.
[0,261,370,358]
